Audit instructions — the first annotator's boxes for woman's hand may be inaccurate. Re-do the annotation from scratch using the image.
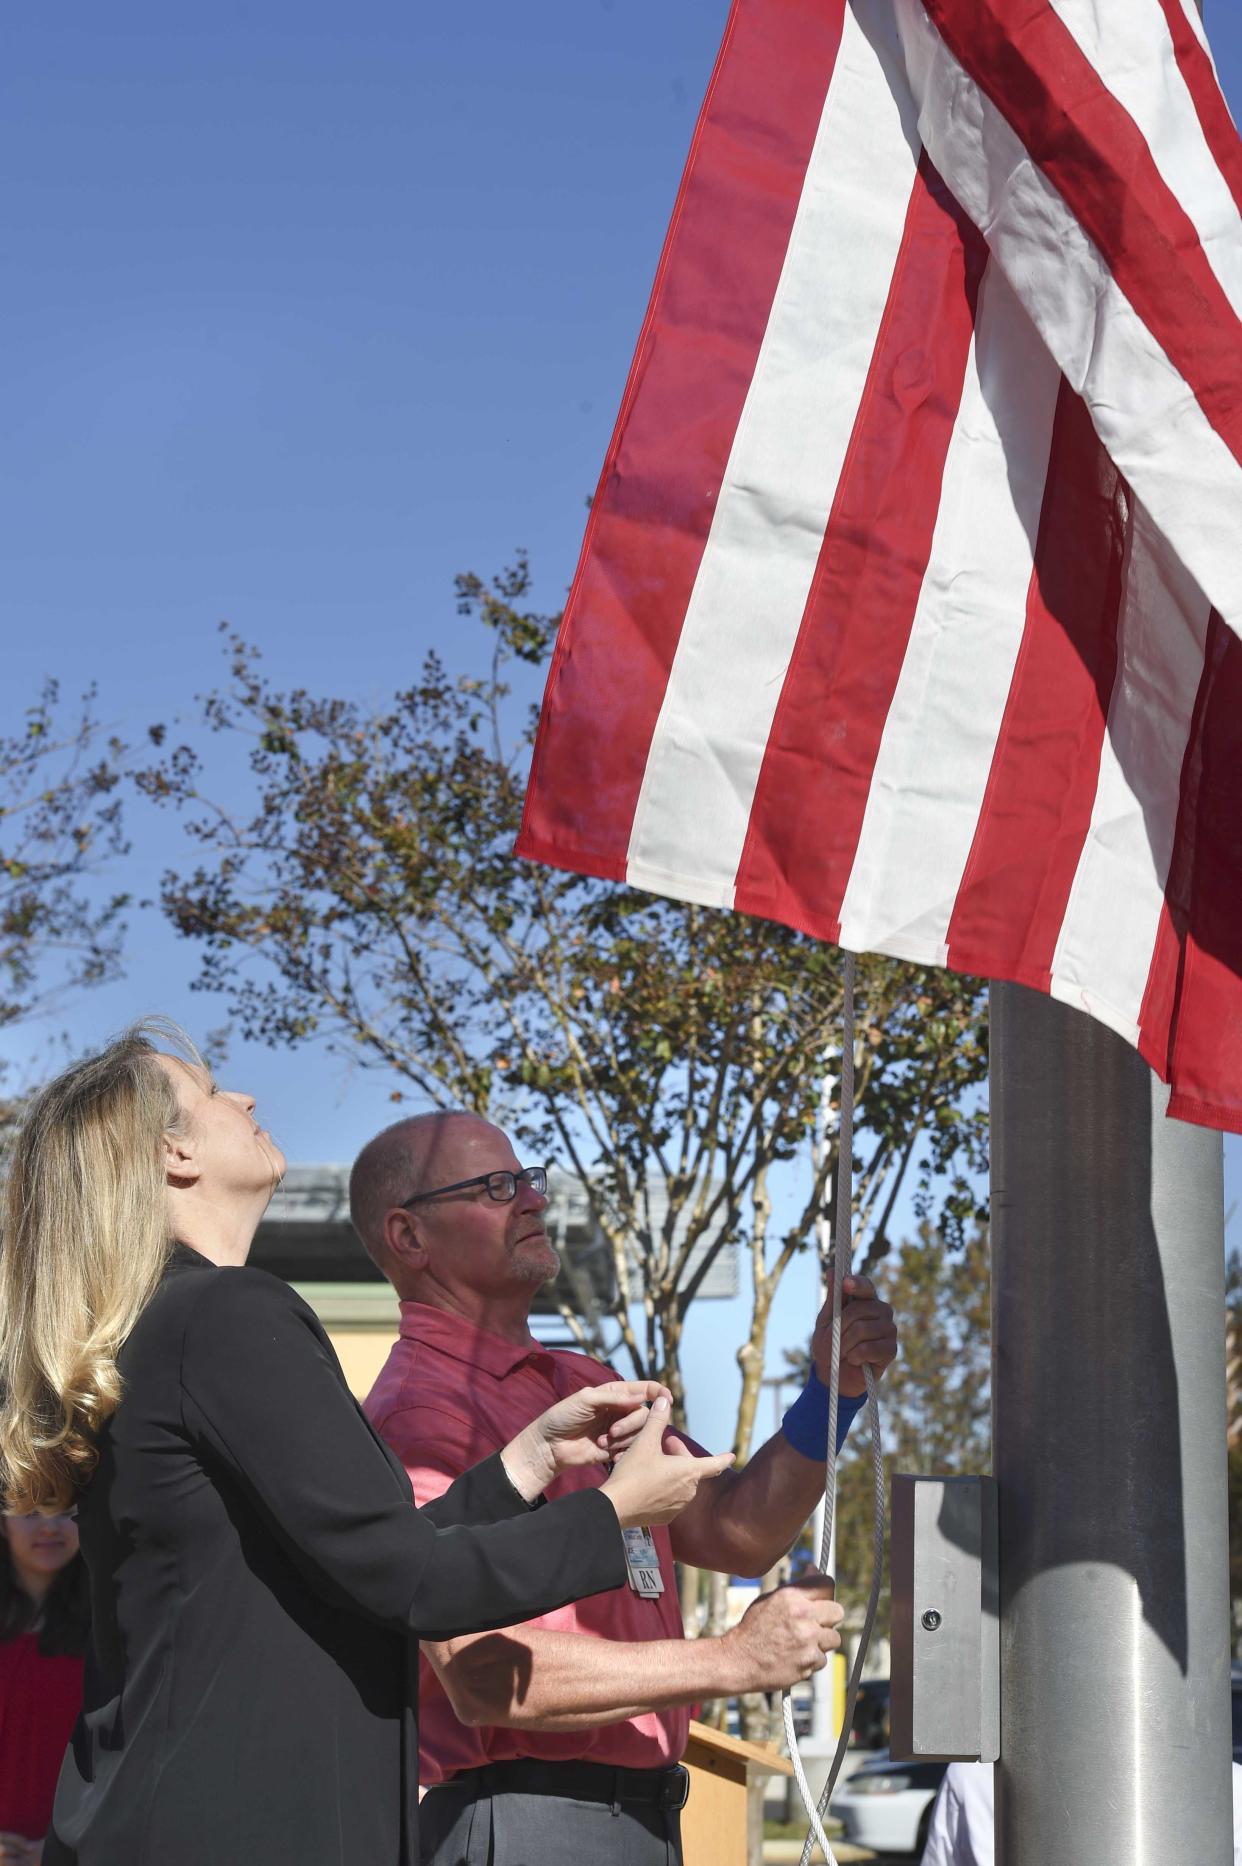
[500,1380,672,1502]
[600,1400,735,1528]
[0,1835,39,1865]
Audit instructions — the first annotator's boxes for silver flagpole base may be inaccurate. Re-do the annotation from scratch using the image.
[990,980,1231,1866]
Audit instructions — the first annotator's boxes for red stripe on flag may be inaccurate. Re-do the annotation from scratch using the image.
[1153,0,1242,221]
[733,158,987,938]
[517,0,847,879]
[944,385,1128,987]
[918,0,1242,474]
[1141,612,1242,1132]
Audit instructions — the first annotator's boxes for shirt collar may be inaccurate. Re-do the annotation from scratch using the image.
[399,1301,557,1380]
[167,1241,216,1275]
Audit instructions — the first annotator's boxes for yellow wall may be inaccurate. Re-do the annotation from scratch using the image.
[293,1282,400,1402]
[329,1326,400,1400]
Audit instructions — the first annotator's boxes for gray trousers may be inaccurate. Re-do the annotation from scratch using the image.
[419,1779,684,1866]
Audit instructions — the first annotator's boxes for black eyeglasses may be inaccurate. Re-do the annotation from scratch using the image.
[399,1166,548,1210]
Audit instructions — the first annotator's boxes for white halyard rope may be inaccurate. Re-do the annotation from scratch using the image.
[781,949,887,1866]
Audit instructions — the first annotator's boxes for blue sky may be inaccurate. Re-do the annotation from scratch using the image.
[2,3,1240,1450]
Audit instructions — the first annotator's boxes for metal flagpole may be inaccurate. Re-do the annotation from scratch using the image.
[990,981,1232,1864]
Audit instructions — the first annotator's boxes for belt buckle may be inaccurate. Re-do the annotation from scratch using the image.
[660,1765,691,1812]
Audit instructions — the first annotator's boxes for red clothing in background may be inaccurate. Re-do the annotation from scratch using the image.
[366,1303,691,1785]
[0,1634,84,1838]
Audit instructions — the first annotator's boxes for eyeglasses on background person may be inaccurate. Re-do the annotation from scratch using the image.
[400,1167,548,1210]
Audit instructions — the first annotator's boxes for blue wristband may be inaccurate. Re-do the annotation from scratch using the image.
[781,1371,866,1461]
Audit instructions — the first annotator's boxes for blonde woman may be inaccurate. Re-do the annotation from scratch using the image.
[0,1024,732,1866]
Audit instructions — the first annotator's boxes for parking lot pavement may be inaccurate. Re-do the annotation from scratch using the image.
[762,1841,885,1863]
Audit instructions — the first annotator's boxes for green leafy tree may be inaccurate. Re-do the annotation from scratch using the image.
[137,559,989,1461]
[0,682,128,1032]
[0,681,129,1165]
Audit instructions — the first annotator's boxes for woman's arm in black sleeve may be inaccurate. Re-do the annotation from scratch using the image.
[178,1268,626,1638]
[408,1424,539,1532]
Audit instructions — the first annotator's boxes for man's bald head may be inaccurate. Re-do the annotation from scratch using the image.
[351,1110,558,1319]
[350,1111,480,1272]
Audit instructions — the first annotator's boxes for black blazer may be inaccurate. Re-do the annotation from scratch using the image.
[45,1245,626,1866]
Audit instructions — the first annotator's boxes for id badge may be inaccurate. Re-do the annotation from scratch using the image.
[622,1526,665,1598]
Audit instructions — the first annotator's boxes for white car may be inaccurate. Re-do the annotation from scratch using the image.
[829,1751,948,1858]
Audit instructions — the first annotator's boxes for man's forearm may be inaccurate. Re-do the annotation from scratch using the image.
[423,1625,747,1732]
[670,1431,833,1576]
[673,1276,894,1576]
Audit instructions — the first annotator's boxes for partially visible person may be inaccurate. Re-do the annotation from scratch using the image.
[0,1510,87,1866]
[918,1762,993,1866]
[920,1759,1242,1865]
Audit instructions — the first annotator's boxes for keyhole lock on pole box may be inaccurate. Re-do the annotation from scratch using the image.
[890,1475,999,1763]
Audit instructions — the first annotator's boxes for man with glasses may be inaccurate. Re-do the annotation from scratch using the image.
[350,1110,896,1866]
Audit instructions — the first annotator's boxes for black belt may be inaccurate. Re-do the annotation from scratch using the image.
[435,1757,691,1813]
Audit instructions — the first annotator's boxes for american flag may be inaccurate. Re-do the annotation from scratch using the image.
[517,0,1242,1132]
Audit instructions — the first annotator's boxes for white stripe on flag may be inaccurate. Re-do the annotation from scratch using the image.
[1049,0,1242,321]
[1049,503,1211,1042]
[836,265,1061,961]
[890,0,1242,644]
[624,1,919,906]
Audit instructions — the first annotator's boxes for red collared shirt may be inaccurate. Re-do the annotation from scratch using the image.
[364,1302,690,1782]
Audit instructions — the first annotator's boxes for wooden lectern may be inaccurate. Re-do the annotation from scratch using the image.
[681,1719,794,1866]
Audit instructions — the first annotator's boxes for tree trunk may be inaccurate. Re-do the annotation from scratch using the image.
[697,1569,732,1729]
[657,1299,689,1429]
[734,1288,772,1463]
[735,1158,776,1463]
[678,1560,702,1638]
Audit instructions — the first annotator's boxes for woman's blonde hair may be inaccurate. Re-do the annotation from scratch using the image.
[0,1019,202,1513]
